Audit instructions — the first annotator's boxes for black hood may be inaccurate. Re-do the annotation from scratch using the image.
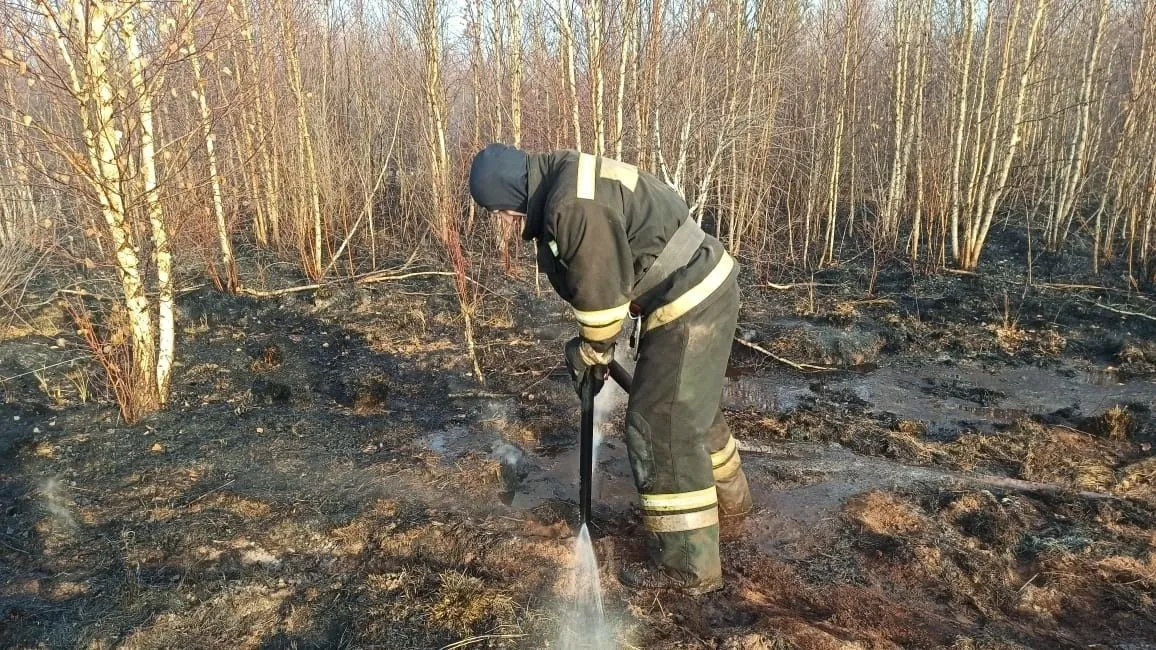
[468,143,528,212]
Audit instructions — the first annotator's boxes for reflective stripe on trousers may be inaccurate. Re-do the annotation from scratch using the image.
[640,486,720,533]
[710,435,743,482]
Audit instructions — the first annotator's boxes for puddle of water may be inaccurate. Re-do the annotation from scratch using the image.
[724,380,813,413]
[725,361,1155,435]
[419,425,470,458]
[426,432,447,455]
[1083,368,1123,386]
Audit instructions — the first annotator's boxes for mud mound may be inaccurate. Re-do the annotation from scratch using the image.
[1118,339,1156,379]
[758,321,886,367]
[845,490,932,554]
[840,487,1156,645]
[943,419,1139,494]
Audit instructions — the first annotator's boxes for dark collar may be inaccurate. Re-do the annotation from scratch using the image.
[521,153,552,241]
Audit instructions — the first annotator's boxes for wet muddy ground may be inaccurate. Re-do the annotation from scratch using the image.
[2,230,1155,649]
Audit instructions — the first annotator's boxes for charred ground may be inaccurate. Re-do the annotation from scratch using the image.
[2,226,1155,649]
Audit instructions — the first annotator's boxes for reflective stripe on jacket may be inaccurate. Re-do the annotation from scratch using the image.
[521,150,735,347]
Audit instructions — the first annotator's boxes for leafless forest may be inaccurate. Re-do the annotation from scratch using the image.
[2,0,1156,417]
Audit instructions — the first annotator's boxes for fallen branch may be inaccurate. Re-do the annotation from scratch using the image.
[0,538,31,556]
[1034,282,1114,292]
[237,284,323,297]
[761,282,840,290]
[237,270,457,297]
[1079,297,1156,322]
[733,337,836,372]
[357,270,456,285]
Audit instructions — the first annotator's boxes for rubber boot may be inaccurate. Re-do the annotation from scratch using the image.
[707,410,753,522]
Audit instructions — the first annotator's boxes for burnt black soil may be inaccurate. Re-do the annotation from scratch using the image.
[2,225,1154,649]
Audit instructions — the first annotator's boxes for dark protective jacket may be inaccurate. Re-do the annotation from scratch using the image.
[522,150,736,348]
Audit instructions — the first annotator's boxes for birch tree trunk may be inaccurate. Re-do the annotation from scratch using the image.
[236,0,282,246]
[277,0,325,280]
[508,0,523,147]
[71,0,157,411]
[613,0,637,160]
[582,0,606,154]
[185,4,240,293]
[123,5,175,402]
[1046,0,1108,251]
[961,0,1050,271]
[559,0,582,149]
[948,0,976,264]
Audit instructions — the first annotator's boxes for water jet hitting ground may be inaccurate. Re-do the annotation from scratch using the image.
[558,524,614,650]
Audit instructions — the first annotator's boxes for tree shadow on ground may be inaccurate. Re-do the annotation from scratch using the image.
[0,282,581,648]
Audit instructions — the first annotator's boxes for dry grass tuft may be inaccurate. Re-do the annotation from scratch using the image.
[992,323,1066,356]
[1084,405,1135,441]
[1117,457,1156,503]
[429,570,517,636]
[1020,426,1118,492]
[1117,340,1156,378]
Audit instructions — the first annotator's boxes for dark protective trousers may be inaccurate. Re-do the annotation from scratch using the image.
[624,272,751,587]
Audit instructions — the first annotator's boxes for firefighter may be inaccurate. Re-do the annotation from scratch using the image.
[469,143,752,594]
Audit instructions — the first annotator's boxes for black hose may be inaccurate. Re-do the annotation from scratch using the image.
[579,368,595,527]
[608,360,633,394]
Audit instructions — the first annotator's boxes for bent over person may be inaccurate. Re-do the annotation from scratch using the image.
[468,143,753,594]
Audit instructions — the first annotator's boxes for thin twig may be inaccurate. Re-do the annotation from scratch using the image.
[0,357,88,382]
[58,288,115,300]
[0,538,31,556]
[1034,282,1115,292]
[186,479,237,506]
[1019,573,1040,594]
[447,391,517,399]
[356,270,458,285]
[733,337,835,372]
[439,633,527,649]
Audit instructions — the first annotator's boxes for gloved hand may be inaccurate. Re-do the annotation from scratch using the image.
[564,337,614,398]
